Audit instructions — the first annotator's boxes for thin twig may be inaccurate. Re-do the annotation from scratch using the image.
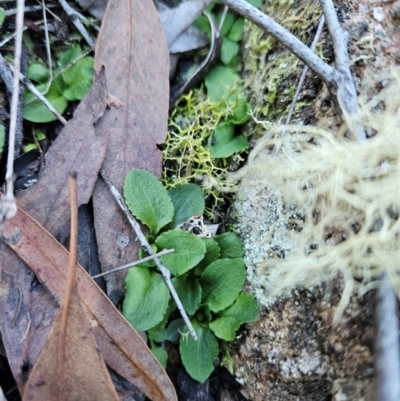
[219,0,364,140]
[4,3,57,16]
[100,170,198,341]
[275,16,325,153]
[375,277,400,401]
[92,249,175,279]
[0,54,68,125]
[41,0,53,96]
[57,0,95,48]
[218,0,335,85]
[0,0,25,241]
[319,0,365,141]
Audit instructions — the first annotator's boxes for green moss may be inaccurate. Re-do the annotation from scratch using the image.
[162,86,247,217]
[241,0,322,124]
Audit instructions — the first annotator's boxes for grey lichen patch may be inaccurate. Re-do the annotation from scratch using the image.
[230,181,303,306]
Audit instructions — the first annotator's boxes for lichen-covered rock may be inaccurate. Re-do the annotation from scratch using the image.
[228,0,400,399]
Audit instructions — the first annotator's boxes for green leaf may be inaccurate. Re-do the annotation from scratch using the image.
[210,293,259,340]
[205,65,240,103]
[221,37,239,66]
[23,83,68,123]
[0,124,5,157]
[193,238,220,276]
[167,184,205,229]
[228,18,245,42]
[172,272,202,315]
[219,11,235,36]
[124,168,174,235]
[180,320,219,383]
[148,325,168,342]
[28,64,50,83]
[57,44,82,68]
[55,57,94,101]
[200,258,246,312]
[123,267,170,331]
[208,122,248,158]
[0,8,5,26]
[167,318,185,343]
[193,15,211,36]
[228,98,251,125]
[138,241,157,268]
[246,0,262,6]
[155,230,206,276]
[213,232,244,258]
[195,303,212,325]
[151,342,168,369]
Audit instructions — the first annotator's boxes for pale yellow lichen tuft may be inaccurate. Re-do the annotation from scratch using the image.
[230,67,400,322]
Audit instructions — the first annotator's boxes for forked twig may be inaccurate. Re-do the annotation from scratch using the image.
[91,248,175,279]
[218,0,364,139]
[100,170,198,341]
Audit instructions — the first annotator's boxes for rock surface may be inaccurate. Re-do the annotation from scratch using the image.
[228,0,400,399]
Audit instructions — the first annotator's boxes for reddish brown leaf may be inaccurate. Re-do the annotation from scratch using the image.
[0,71,108,391]
[3,204,177,401]
[92,0,170,303]
[22,174,119,401]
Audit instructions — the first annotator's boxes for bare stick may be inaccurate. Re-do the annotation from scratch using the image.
[319,0,365,140]
[41,0,53,96]
[0,0,25,240]
[57,0,95,48]
[218,0,335,85]
[219,0,364,140]
[375,277,400,401]
[92,249,175,279]
[0,54,68,125]
[100,170,198,341]
[275,16,325,153]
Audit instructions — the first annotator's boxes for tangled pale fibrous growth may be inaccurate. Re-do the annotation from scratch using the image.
[230,67,400,321]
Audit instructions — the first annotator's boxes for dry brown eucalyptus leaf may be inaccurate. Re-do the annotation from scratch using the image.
[22,174,119,401]
[2,203,177,401]
[92,0,170,304]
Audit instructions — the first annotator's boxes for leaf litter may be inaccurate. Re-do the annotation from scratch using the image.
[92,0,170,304]
[22,173,120,401]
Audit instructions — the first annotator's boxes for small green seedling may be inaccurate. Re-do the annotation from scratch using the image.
[122,168,259,383]
[23,44,94,123]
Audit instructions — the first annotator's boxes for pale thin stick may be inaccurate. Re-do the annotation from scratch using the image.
[275,16,325,154]
[100,170,198,341]
[0,0,25,240]
[376,278,400,401]
[57,0,95,48]
[0,54,68,125]
[41,0,53,96]
[92,249,175,279]
[4,3,57,16]
[219,0,364,140]
[218,0,335,84]
[319,0,365,140]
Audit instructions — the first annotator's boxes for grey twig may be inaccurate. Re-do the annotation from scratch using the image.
[4,3,57,16]
[218,0,335,85]
[319,0,365,140]
[276,16,325,154]
[100,170,198,341]
[218,0,364,139]
[91,248,175,279]
[0,0,25,241]
[57,0,95,48]
[1,54,68,125]
[375,277,400,401]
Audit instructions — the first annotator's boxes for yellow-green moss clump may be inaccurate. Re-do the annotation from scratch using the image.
[162,86,246,215]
